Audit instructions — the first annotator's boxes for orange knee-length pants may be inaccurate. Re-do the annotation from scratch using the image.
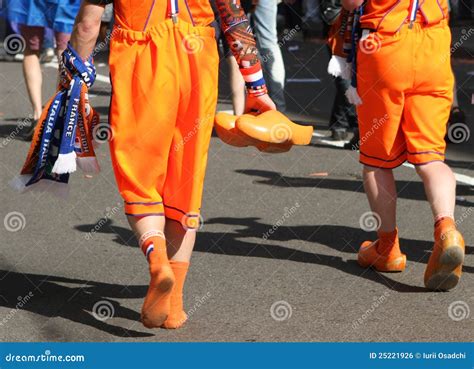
[356,20,454,168]
[109,19,219,224]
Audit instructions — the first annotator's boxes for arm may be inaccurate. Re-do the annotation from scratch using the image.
[341,0,363,11]
[70,1,106,59]
[215,0,276,112]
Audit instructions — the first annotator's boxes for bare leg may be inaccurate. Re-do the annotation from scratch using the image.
[55,31,71,85]
[161,218,196,329]
[415,161,456,219]
[127,215,173,328]
[357,165,405,271]
[22,50,43,120]
[362,165,397,232]
[418,162,463,291]
[127,215,165,237]
[226,56,245,116]
[165,218,196,262]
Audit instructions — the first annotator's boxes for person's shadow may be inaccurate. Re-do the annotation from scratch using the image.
[76,217,473,294]
[0,269,153,338]
[5,215,471,337]
[235,169,474,207]
[0,118,34,140]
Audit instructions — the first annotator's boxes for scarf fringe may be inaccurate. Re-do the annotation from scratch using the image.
[52,151,77,174]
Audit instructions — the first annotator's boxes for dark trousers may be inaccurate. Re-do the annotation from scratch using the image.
[329,76,358,131]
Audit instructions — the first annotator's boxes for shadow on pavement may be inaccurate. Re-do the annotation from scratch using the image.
[75,218,474,292]
[0,120,32,141]
[0,270,152,338]
[75,218,137,247]
[235,169,474,207]
[445,159,474,170]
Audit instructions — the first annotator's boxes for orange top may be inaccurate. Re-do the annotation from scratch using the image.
[360,0,449,33]
[114,0,215,30]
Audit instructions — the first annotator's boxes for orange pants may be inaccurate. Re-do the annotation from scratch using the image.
[356,20,454,168]
[109,19,219,224]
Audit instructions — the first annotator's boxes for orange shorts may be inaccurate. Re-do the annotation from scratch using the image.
[108,19,219,224]
[356,20,454,169]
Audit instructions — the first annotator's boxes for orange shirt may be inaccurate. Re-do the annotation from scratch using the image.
[114,0,215,31]
[360,0,449,33]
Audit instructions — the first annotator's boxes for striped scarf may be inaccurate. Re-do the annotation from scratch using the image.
[15,44,100,194]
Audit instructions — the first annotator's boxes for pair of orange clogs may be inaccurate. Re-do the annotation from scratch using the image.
[214,110,313,153]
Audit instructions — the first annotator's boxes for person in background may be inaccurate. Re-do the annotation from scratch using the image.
[321,0,358,144]
[41,28,55,63]
[99,3,114,44]
[252,0,287,111]
[7,0,81,140]
[446,0,467,141]
[217,0,286,114]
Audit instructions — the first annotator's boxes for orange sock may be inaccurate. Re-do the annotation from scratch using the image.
[162,261,189,329]
[140,232,175,328]
[376,228,400,256]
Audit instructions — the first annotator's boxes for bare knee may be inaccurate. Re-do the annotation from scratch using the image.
[363,165,393,176]
[415,161,446,177]
[415,163,429,177]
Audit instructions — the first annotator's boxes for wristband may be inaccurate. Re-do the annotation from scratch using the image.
[241,61,268,97]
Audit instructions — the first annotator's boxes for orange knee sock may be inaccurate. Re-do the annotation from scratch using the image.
[162,261,189,329]
[376,228,400,256]
[140,232,175,328]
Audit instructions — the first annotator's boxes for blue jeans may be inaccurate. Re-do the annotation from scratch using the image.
[250,0,286,111]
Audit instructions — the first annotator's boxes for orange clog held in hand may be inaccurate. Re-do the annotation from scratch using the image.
[236,110,313,146]
[214,112,259,147]
[214,112,293,153]
[214,110,313,153]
